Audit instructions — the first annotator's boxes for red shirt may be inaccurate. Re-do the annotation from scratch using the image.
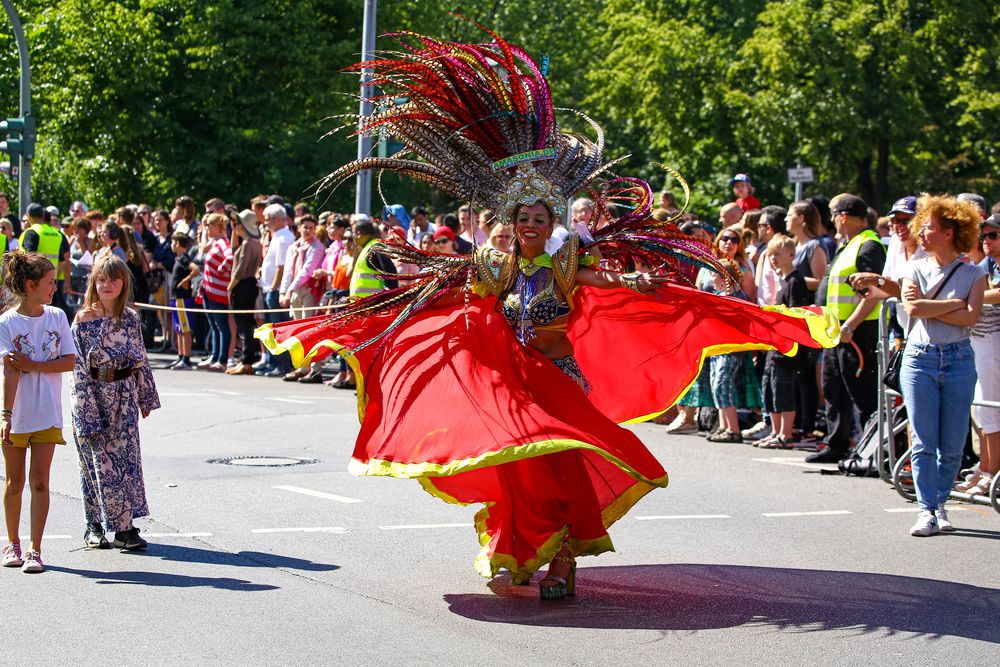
[203,238,233,304]
[737,195,761,212]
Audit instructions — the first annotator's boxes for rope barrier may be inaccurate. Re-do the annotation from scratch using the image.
[134,301,346,316]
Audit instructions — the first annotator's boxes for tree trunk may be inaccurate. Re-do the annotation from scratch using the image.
[856,156,875,206]
[874,139,890,212]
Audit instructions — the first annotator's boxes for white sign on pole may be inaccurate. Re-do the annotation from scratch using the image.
[787,166,814,183]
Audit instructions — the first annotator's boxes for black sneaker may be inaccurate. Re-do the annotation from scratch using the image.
[113,528,148,551]
[84,523,111,549]
[805,447,844,464]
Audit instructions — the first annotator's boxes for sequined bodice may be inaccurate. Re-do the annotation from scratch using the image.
[502,267,571,342]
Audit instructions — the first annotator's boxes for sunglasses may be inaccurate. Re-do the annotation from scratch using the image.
[981,231,1000,241]
[719,235,740,243]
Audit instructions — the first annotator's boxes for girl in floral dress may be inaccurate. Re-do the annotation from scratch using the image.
[71,255,159,551]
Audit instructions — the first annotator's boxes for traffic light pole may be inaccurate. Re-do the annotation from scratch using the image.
[354,0,376,216]
[1,0,32,219]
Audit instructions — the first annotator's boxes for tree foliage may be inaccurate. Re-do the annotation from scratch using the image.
[0,1,997,216]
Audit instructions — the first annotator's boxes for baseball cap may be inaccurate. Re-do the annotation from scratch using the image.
[888,196,917,216]
[729,173,752,188]
[984,213,1000,230]
[432,227,455,242]
[26,202,44,219]
[831,195,868,218]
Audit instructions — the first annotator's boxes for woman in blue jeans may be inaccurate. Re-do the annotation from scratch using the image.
[900,196,986,536]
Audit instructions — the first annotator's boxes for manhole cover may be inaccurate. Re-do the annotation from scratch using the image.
[207,456,319,467]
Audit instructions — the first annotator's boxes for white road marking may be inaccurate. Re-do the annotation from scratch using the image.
[635,514,731,521]
[159,392,209,397]
[273,485,363,504]
[142,532,213,538]
[44,535,72,539]
[208,390,243,396]
[378,523,474,530]
[250,527,347,534]
[763,510,854,518]
[273,398,312,404]
[753,457,834,469]
[883,507,969,513]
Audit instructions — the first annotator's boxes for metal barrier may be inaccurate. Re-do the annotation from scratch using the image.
[875,298,1000,514]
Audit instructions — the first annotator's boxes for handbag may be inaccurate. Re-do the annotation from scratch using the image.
[145,268,164,293]
[882,261,963,393]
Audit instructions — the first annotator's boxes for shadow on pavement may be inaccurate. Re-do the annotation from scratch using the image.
[46,544,340,590]
[47,566,279,591]
[444,564,1000,642]
[947,528,1000,541]
[133,544,342,573]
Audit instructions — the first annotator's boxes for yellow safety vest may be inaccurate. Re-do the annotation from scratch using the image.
[825,228,883,322]
[19,223,66,279]
[350,239,385,297]
[0,233,6,273]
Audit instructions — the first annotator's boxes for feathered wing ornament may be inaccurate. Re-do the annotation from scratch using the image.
[579,168,738,290]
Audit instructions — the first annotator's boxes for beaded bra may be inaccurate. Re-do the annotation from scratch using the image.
[474,235,581,344]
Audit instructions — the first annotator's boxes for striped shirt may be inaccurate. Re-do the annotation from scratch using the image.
[203,237,233,305]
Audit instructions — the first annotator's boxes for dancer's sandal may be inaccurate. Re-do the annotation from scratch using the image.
[539,554,576,600]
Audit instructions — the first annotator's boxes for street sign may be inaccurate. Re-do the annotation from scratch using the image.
[788,166,814,183]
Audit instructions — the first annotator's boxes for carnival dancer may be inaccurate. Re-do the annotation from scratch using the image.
[256,21,839,599]
[71,255,160,551]
[0,251,76,574]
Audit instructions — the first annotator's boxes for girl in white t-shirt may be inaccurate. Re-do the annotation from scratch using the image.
[0,252,76,574]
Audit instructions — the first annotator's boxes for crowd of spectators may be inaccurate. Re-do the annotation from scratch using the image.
[3,174,997,536]
[660,175,999,535]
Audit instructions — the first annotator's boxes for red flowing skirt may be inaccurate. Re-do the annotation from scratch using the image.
[256,285,838,580]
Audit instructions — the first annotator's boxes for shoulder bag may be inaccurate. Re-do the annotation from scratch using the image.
[883,261,963,393]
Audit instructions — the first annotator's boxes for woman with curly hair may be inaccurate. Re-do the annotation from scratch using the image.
[900,196,987,536]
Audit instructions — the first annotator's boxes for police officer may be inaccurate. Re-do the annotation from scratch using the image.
[19,202,73,321]
[809,194,886,463]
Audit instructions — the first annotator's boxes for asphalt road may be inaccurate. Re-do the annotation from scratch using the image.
[3,355,998,666]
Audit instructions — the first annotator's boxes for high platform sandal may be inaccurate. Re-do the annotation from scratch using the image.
[539,553,576,600]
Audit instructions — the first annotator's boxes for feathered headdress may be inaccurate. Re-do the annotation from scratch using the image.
[320,16,615,221]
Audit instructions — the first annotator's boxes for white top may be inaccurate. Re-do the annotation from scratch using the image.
[0,305,76,433]
[260,226,295,291]
[407,223,436,247]
[460,228,489,247]
[883,236,927,330]
[756,252,781,306]
[882,236,927,282]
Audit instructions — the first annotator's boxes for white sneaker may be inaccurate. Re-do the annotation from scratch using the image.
[20,550,43,573]
[1,543,22,567]
[665,416,697,434]
[935,508,955,532]
[910,511,940,537]
[741,421,771,440]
